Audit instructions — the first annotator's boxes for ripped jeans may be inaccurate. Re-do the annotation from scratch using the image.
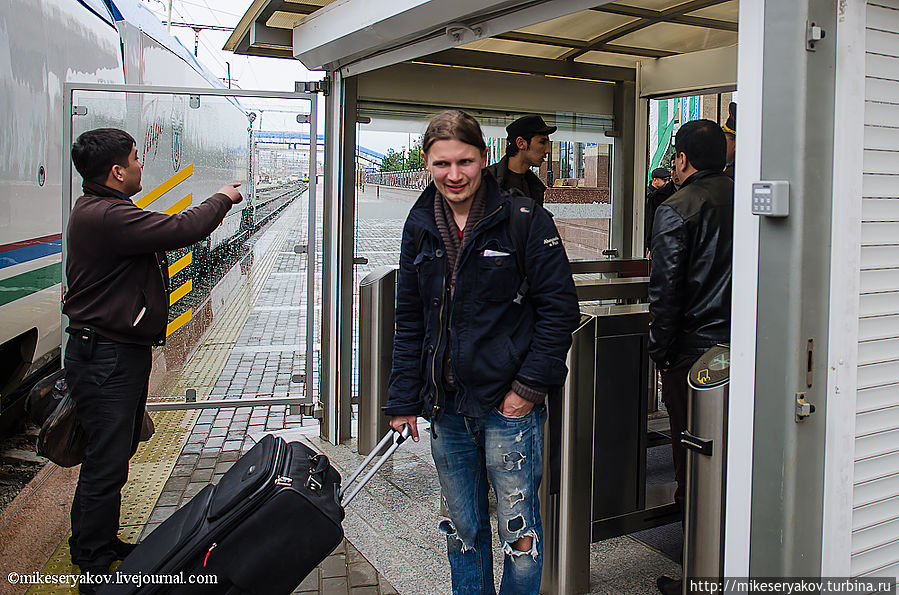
[430,404,546,595]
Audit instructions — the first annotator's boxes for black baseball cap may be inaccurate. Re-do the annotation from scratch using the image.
[651,167,671,180]
[506,115,557,140]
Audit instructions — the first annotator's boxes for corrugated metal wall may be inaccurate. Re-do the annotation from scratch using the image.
[852,0,899,580]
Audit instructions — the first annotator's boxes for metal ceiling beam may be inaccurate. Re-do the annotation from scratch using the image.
[495,30,589,49]
[416,48,635,82]
[592,3,737,32]
[562,0,731,60]
[492,31,676,58]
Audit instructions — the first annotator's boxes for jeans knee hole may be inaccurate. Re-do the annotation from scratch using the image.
[503,451,526,471]
[508,490,525,507]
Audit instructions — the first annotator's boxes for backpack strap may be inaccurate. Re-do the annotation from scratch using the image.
[507,194,535,304]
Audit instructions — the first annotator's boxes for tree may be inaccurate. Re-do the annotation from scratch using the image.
[379,135,425,172]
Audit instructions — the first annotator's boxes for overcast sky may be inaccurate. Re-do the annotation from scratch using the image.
[140,0,411,156]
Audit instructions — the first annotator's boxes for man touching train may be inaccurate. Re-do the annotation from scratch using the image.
[64,128,241,593]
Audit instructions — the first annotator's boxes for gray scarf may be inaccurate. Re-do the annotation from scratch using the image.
[433,179,487,297]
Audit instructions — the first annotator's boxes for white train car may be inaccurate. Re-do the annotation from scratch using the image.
[0,0,252,415]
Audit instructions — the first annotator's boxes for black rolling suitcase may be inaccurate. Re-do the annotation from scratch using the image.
[100,426,410,595]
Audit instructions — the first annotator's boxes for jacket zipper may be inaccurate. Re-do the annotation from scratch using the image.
[442,204,505,413]
[430,255,447,423]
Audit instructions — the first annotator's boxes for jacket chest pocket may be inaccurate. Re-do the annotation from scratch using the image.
[414,249,445,299]
[476,250,520,302]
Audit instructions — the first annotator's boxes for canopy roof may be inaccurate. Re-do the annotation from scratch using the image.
[225,0,737,80]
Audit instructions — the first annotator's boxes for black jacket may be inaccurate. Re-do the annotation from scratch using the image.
[64,181,232,346]
[486,156,547,205]
[384,174,579,420]
[648,170,733,367]
[645,181,677,248]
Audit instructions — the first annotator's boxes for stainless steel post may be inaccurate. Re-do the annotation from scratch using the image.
[540,314,596,595]
[682,345,730,588]
[357,266,397,455]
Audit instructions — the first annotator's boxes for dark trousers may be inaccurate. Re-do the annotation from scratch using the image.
[660,353,701,514]
[65,334,151,569]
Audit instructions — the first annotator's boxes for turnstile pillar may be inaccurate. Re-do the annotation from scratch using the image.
[682,344,730,588]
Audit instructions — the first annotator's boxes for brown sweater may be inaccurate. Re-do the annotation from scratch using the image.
[63,181,232,346]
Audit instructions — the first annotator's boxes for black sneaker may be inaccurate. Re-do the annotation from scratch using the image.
[657,575,682,595]
[69,537,84,566]
[110,538,138,560]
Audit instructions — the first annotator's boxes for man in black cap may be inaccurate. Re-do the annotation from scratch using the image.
[645,167,677,256]
[486,114,556,205]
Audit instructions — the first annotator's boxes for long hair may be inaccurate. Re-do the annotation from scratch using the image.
[422,110,486,154]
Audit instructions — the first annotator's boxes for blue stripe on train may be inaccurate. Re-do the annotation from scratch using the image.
[0,240,63,270]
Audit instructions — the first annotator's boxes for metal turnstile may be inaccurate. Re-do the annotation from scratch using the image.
[541,314,596,595]
[582,304,679,540]
[357,267,396,454]
[682,344,730,585]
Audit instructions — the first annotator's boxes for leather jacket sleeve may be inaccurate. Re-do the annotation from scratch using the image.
[384,219,427,416]
[648,204,687,367]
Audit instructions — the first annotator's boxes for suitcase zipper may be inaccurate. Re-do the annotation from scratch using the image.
[149,439,289,590]
[202,542,217,567]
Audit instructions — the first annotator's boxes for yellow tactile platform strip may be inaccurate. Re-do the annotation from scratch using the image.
[32,199,304,592]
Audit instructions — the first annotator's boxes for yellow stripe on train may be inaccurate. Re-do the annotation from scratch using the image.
[169,252,192,277]
[164,194,192,216]
[166,308,192,337]
[136,164,193,209]
[169,279,192,306]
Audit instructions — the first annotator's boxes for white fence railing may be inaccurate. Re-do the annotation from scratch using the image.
[364,169,432,190]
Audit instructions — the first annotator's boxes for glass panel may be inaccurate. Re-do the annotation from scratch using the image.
[69,89,316,406]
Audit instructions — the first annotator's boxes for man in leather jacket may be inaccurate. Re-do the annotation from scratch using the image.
[648,120,733,594]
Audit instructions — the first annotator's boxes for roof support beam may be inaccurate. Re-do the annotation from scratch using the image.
[493,31,676,58]
[416,48,635,82]
[591,2,738,32]
[562,0,731,60]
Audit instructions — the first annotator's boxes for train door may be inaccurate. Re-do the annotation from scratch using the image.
[62,82,325,425]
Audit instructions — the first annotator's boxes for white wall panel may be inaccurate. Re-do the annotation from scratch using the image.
[858,360,899,389]
[857,384,899,412]
[856,7,899,580]
[859,291,899,317]
[855,472,899,507]
[861,197,899,219]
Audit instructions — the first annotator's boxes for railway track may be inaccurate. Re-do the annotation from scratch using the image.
[252,182,307,231]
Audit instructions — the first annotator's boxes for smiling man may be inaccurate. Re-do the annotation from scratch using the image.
[486,114,556,205]
[384,110,579,594]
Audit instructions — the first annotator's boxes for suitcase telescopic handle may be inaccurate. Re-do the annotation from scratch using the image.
[339,425,412,508]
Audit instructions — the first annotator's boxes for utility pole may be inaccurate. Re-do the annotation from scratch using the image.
[161,21,233,57]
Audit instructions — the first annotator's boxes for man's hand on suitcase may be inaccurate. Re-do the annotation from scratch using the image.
[389,416,419,442]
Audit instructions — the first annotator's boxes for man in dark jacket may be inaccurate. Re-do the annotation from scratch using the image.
[385,111,579,594]
[648,119,732,595]
[485,114,555,205]
[64,128,241,592]
[645,167,676,254]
